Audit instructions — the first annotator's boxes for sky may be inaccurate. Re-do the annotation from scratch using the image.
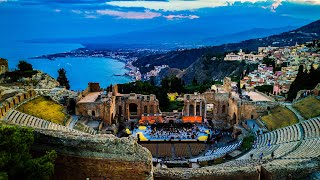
[0,0,320,42]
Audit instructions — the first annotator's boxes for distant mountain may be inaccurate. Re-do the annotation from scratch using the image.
[134,19,320,72]
[28,13,309,50]
[202,26,298,45]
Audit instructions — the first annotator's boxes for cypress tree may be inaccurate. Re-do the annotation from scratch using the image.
[57,68,70,90]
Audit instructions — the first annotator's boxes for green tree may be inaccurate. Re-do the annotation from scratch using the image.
[287,64,320,101]
[255,85,273,94]
[170,77,184,94]
[17,60,33,71]
[57,68,70,90]
[192,76,198,86]
[0,125,57,179]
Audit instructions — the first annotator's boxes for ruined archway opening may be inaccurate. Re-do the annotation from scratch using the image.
[144,106,148,115]
[189,105,194,116]
[222,105,226,113]
[118,106,122,115]
[129,103,138,119]
[232,113,237,125]
[196,104,200,116]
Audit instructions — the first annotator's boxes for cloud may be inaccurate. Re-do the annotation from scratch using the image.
[85,15,98,19]
[96,9,162,19]
[71,9,83,14]
[164,14,200,20]
[70,8,201,20]
[54,9,61,13]
[105,0,272,11]
[289,0,320,4]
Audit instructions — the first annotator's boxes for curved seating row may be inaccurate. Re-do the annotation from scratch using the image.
[301,118,320,139]
[191,141,242,162]
[6,110,87,135]
[240,117,320,160]
[256,124,301,148]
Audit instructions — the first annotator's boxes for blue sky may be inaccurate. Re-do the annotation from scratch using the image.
[1,0,320,41]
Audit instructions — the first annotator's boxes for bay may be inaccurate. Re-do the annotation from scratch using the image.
[0,42,131,90]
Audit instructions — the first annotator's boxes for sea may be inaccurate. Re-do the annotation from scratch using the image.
[0,42,132,91]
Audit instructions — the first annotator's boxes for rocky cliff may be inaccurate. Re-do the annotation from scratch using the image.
[31,72,60,89]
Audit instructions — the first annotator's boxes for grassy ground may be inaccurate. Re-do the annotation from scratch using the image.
[261,106,299,130]
[293,96,320,119]
[17,96,67,125]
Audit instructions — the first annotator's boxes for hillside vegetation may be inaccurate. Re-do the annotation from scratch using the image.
[178,55,258,84]
[293,96,320,119]
[261,106,299,130]
[17,96,67,125]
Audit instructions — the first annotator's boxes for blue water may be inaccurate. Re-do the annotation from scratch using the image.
[0,42,131,90]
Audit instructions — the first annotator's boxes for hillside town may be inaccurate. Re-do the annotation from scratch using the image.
[130,41,320,100]
[233,42,320,98]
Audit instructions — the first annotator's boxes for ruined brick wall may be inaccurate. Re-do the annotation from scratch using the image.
[32,130,153,180]
[0,90,36,119]
[237,102,276,122]
[89,82,101,92]
[115,94,160,120]
[0,58,8,75]
[227,94,240,125]
[203,92,228,121]
[54,155,152,180]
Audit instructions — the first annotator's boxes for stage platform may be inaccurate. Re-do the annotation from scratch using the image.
[131,125,212,142]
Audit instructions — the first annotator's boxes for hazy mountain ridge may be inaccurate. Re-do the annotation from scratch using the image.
[202,26,298,45]
[26,14,309,50]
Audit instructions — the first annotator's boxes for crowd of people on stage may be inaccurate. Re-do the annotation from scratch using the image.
[145,125,207,140]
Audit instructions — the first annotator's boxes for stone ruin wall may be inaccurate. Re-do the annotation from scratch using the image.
[32,129,153,180]
[238,101,278,122]
[227,94,278,125]
[154,166,260,180]
[203,92,229,121]
[0,90,36,120]
[153,158,320,180]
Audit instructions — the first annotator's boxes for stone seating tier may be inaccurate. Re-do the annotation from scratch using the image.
[5,110,87,135]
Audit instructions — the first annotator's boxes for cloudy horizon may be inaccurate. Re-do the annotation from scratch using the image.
[0,0,320,42]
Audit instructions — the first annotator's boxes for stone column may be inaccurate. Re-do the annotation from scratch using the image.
[194,101,196,117]
[186,101,190,116]
[204,100,207,119]
[200,101,202,117]
[126,104,130,120]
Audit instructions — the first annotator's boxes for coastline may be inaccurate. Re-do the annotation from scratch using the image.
[28,47,140,81]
